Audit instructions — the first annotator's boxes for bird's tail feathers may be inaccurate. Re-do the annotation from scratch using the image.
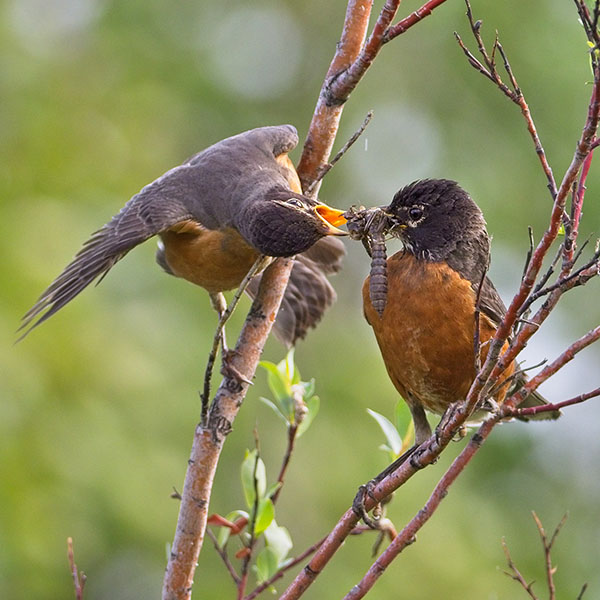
[515,387,561,421]
[19,186,192,339]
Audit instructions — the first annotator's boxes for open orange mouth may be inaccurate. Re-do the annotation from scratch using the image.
[315,204,348,235]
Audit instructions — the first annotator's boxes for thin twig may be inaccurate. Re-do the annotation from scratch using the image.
[305,111,373,196]
[201,255,269,423]
[206,528,241,586]
[271,424,298,505]
[521,227,535,284]
[473,257,489,373]
[243,535,328,600]
[238,443,262,600]
[457,0,558,198]
[509,325,600,406]
[501,537,540,600]
[532,512,568,600]
[67,537,86,600]
[577,582,589,600]
[384,0,450,42]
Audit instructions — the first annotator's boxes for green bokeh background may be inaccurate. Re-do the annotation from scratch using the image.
[3,0,599,598]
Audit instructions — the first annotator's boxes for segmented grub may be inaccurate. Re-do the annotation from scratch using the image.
[343,206,391,317]
[369,230,388,316]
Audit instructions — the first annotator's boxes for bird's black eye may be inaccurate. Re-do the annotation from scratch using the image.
[286,198,305,208]
[408,206,424,221]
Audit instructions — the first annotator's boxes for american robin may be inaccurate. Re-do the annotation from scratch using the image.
[361,179,559,445]
[20,125,347,343]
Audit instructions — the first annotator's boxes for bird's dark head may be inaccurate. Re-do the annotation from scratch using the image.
[386,179,488,260]
[385,179,490,283]
[238,188,347,257]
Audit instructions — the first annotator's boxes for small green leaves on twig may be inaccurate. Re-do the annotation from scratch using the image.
[259,349,320,438]
[241,449,274,536]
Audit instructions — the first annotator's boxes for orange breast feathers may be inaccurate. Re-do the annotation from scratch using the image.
[363,251,514,415]
[160,152,302,294]
[160,222,262,294]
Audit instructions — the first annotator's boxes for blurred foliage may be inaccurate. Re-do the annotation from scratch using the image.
[3,0,600,598]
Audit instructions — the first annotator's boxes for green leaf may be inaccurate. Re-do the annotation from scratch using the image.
[296,395,320,438]
[394,400,412,439]
[241,450,267,508]
[368,408,403,456]
[264,520,293,566]
[254,498,275,535]
[259,396,287,425]
[285,348,301,385]
[259,361,292,403]
[255,547,279,583]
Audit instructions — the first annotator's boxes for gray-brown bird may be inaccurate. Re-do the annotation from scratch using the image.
[20,125,347,343]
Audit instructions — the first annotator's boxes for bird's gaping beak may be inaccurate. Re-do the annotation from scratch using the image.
[314,204,348,235]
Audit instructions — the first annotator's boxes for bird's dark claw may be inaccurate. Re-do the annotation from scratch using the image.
[352,482,381,529]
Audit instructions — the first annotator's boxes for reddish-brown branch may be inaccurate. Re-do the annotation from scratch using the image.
[298,0,450,193]
[384,0,450,42]
[282,8,600,598]
[508,387,600,418]
[243,535,328,600]
[279,404,462,600]
[510,325,600,404]
[297,0,373,192]
[532,512,568,600]
[343,422,497,599]
[67,537,86,600]
[565,147,596,263]
[472,67,600,409]
[162,258,294,600]
[502,538,540,600]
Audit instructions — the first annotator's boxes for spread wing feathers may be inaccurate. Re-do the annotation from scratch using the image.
[476,276,560,420]
[300,236,346,275]
[476,276,507,327]
[246,251,342,347]
[20,180,193,338]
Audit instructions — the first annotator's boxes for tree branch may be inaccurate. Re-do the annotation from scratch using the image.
[162,258,293,600]
[501,537,540,600]
[297,0,450,193]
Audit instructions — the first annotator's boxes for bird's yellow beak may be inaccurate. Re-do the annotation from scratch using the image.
[314,204,348,236]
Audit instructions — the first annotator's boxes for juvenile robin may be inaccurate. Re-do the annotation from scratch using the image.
[361,179,559,445]
[20,125,347,343]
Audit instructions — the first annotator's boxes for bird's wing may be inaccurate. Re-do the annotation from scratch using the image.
[19,167,194,337]
[477,275,507,327]
[246,237,346,347]
[476,275,560,419]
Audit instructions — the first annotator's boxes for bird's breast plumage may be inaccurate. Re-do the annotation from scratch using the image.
[363,251,511,414]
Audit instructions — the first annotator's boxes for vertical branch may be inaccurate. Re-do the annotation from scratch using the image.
[298,0,450,193]
[162,258,293,600]
[297,0,374,193]
[67,537,86,600]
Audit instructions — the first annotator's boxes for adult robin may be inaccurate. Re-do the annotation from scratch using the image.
[20,125,347,343]
[361,179,559,446]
